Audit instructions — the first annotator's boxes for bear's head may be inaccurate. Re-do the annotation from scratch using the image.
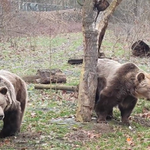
[135,72,150,100]
[0,86,8,120]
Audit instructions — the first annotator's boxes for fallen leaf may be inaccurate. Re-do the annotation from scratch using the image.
[126,137,135,146]
[30,112,36,117]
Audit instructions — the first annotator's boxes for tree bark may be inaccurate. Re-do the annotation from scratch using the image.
[76,0,98,122]
[76,0,123,122]
[97,0,123,55]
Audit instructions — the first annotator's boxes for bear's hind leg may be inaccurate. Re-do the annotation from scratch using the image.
[119,95,137,125]
[95,90,118,123]
[95,76,106,104]
[95,94,116,122]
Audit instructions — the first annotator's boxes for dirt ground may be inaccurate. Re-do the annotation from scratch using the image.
[65,122,113,142]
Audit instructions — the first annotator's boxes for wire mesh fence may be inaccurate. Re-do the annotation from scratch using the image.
[19,0,80,11]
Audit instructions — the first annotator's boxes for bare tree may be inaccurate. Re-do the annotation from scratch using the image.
[76,0,123,122]
[76,0,98,122]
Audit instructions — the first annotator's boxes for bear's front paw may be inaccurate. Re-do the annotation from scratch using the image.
[0,129,18,138]
[0,133,4,138]
[0,131,7,138]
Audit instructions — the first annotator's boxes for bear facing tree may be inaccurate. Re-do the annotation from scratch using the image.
[95,59,150,125]
[0,70,27,138]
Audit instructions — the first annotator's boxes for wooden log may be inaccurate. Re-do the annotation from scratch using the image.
[131,40,150,57]
[22,69,67,84]
[22,75,40,83]
[34,84,78,91]
[68,59,83,65]
[37,69,66,84]
[67,55,108,65]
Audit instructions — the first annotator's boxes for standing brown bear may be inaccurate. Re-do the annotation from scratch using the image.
[0,70,27,138]
[95,59,150,125]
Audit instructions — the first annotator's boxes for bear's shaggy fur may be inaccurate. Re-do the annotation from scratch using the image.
[0,70,27,138]
[95,59,150,125]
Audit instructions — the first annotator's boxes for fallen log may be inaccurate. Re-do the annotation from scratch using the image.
[34,84,78,92]
[37,69,66,84]
[68,59,83,65]
[22,75,40,83]
[22,69,67,84]
[131,40,150,57]
[68,54,108,65]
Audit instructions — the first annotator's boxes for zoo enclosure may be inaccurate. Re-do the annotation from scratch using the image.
[0,0,150,77]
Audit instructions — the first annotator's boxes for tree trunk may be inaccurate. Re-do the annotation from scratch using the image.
[97,0,123,55]
[76,0,123,122]
[76,0,98,122]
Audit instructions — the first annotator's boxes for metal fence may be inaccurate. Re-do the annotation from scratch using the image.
[19,0,80,11]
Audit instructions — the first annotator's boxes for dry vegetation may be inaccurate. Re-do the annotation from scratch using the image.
[1,9,82,37]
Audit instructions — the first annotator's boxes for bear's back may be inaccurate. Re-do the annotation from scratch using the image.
[97,59,121,79]
[97,59,140,86]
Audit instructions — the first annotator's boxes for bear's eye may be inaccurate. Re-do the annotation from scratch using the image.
[0,87,7,95]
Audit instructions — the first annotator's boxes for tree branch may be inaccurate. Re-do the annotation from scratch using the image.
[97,0,123,53]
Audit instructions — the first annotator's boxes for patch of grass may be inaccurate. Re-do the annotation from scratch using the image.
[1,32,150,149]
[102,40,126,57]
[0,33,83,85]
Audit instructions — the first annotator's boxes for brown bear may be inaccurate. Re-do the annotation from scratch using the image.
[0,70,27,138]
[95,59,150,125]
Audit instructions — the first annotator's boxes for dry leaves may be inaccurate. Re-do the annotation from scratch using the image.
[126,138,133,145]
[139,112,150,119]
[65,129,101,142]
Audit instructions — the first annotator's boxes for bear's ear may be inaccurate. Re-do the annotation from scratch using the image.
[137,73,145,83]
[0,87,7,95]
